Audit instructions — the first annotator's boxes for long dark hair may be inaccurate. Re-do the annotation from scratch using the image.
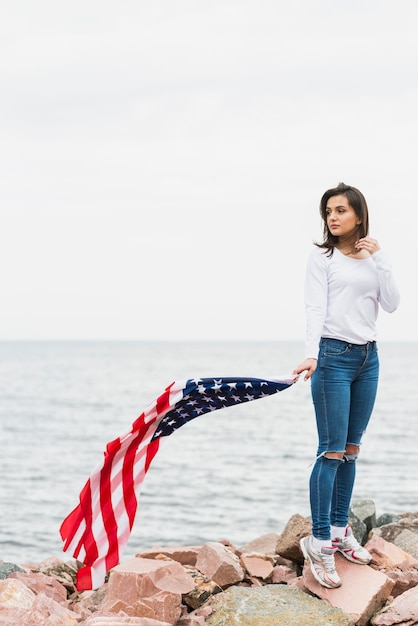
[316,182,369,255]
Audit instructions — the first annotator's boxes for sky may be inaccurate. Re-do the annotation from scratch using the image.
[1,0,416,342]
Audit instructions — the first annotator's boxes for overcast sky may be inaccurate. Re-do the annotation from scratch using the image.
[1,0,416,342]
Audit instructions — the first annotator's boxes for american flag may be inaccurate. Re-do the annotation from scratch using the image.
[60,375,295,590]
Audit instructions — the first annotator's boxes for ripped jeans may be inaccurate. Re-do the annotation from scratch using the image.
[310,338,379,539]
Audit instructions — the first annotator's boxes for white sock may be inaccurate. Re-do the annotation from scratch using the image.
[331,525,347,540]
[311,536,332,550]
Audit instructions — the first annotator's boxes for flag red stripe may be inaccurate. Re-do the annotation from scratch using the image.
[100,440,121,572]
[122,437,140,530]
[79,479,98,566]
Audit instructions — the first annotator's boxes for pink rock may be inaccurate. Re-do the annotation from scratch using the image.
[195,542,245,587]
[176,605,213,626]
[271,564,298,584]
[302,553,394,626]
[0,607,30,624]
[383,568,418,598]
[0,581,79,626]
[9,570,67,603]
[102,557,195,624]
[366,535,418,570]
[0,578,36,609]
[83,615,172,625]
[137,547,201,567]
[67,586,108,620]
[239,554,274,580]
[371,585,418,625]
[23,592,79,625]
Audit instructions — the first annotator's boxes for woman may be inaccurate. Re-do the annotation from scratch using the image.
[293,182,400,589]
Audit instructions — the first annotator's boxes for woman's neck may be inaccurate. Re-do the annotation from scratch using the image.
[336,233,358,254]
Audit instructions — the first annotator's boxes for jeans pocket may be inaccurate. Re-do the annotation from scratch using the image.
[322,340,349,357]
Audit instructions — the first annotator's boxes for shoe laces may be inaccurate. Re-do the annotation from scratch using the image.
[318,547,337,572]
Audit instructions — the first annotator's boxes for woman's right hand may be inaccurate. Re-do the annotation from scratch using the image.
[292,358,317,381]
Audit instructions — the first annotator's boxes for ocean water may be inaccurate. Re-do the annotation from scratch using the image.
[0,340,417,565]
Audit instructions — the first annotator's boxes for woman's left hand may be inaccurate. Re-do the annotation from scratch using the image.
[355,237,381,254]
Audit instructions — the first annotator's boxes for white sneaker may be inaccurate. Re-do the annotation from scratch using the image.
[332,525,372,564]
[300,536,341,588]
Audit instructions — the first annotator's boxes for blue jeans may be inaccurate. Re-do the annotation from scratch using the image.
[309,338,379,539]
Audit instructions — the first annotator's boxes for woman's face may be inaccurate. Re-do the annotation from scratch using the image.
[325,194,359,239]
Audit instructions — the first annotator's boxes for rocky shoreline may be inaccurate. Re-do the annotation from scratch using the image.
[1,500,417,625]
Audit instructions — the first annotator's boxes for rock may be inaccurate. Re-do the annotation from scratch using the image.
[204,584,353,625]
[350,499,377,534]
[371,585,418,625]
[0,578,79,625]
[376,513,401,527]
[41,559,79,593]
[0,562,26,579]
[0,577,36,609]
[67,586,108,620]
[9,570,68,603]
[370,514,418,559]
[365,535,418,597]
[366,535,418,571]
[102,557,195,625]
[275,514,312,564]
[271,564,298,584]
[22,592,80,625]
[301,553,394,626]
[347,512,368,546]
[83,616,172,625]
[182,567,222,610]
[177,606,213,626]
[195,542,245,587]
[137,547,201,567]
[239,553,275,580]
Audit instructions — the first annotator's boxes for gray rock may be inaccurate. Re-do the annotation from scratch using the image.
[205,584,354,625]
[0,562,25,579]
[348,511,368,545]
[376,513,401,527]
[350,499,377,533]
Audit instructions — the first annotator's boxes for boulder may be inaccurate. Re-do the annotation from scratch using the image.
[271,564,298,584]
[181,567,222,610]
[205,584,353,625]
[370,513,418,559]
[83,616,173,625]
[137,547,201,567]
[9,570,68,603]
[195,542,245,587]
[102,557,194,625]
[301,553,394,626]
[0,577,36,609]
[350,499,377,534]
[0,562,26,580]
[371,585,418,625]
[275,514,312,564]
[239,554,275,580]
[365,535,418,597]
[366,535,418,571]
[0,578,79,625]
[376,513,401,527]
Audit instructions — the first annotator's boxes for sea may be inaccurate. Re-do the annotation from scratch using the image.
[0,340,417,566]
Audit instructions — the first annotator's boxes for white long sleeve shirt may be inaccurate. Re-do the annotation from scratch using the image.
[304,246,400,359]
